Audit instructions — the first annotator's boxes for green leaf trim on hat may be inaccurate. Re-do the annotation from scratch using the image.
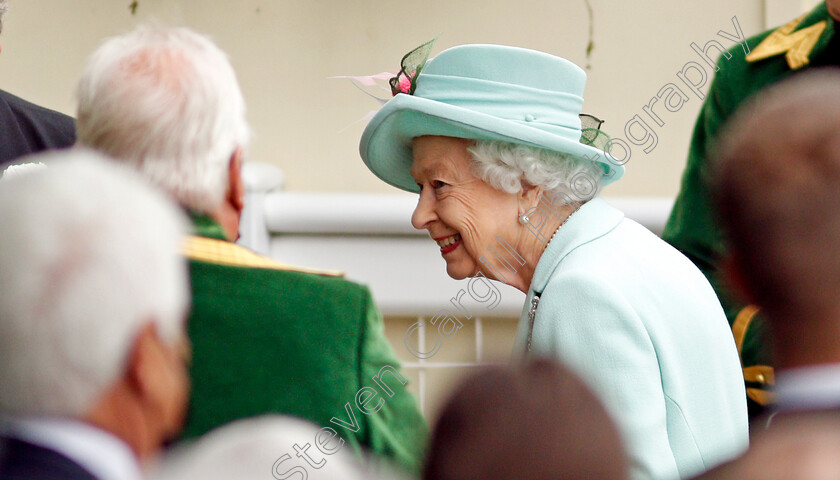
[390,38,438,96]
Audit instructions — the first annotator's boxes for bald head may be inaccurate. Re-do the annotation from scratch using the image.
[714,70,840,363]
[424,359,627,480]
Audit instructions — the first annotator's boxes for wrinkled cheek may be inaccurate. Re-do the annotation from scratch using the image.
[458,241,482,273]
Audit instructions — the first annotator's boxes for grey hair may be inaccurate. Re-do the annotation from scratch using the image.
[468,140,603,205]
[0,149,188,417]
[0,1,8,35]
[76,25,250,214]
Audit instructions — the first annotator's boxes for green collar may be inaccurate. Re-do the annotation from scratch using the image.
[803,2,835,62]
[189,211,228,241]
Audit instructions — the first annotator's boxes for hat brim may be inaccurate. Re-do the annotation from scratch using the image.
[359,93,625,193]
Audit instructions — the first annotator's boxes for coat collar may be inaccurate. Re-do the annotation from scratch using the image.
[803,2,835,63]
[528,197,623,295]
[746,3,836,70]
[189,211,228,241]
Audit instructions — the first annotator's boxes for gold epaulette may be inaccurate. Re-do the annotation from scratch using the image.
[732,304,776,406]
[746,13,827,70]
[183,236,344,277]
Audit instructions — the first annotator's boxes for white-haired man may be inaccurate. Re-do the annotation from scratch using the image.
[76,26,427,475]
[0,0,75,167]
[0,150,190,480]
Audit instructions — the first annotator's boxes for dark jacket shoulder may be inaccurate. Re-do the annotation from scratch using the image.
[0,436,97,480]
[0,89,76,166]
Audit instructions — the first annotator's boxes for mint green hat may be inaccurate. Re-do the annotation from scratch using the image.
[359,44,624,193]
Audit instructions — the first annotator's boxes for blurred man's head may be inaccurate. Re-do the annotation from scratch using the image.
[153,416,369,480]
[714,70,840,368]
[425,359,627,480]
[76,25,250,240]
[0,149,191,460]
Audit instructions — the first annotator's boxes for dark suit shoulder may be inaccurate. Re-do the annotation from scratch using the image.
[0,89,75,124]
[0,437,97,480]
[0,89,76,166]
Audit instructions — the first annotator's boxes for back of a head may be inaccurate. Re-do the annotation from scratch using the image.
[424,359,628,480]
[0,149,189,418]
[713,70,840,323]
[152,416,370,480]
[696,413,840,480]
[76,25,249,214]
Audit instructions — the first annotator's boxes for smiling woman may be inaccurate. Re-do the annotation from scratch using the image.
[410,136,535,286]
[359,43,750,480]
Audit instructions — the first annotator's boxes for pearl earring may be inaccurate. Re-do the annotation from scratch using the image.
[519,213,530,224]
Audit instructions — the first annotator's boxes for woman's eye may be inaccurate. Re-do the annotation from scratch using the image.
[432,180,447,189]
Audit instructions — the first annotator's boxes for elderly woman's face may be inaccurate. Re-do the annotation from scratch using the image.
[410,136,521,280]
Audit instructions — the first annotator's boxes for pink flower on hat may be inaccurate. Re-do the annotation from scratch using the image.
[398,74,413,95]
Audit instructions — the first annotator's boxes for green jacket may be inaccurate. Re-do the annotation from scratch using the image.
[179,214,427,474]
[663,2,839,417]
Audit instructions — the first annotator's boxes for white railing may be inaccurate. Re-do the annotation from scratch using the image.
[239,163,675,318]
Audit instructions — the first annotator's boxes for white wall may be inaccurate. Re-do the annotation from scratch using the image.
[0,0,769,198]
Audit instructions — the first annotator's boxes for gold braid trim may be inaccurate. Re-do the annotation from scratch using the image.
[745,13,827,70]
[732,305,776,406]
[732,304,760,359]
[744,365,774,386]
[184,236,344,277]
[747,388,775,407]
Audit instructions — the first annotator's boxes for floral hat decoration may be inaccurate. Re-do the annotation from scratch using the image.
[389,38,437,96]
[358,40,624,193]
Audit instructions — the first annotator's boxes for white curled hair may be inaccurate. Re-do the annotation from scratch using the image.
[0,0,8,35]
[76,25,250,214]
[468,140,603,204]
[0,149,189,418]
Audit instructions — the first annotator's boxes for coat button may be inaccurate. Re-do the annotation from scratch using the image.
[525,114,536,122]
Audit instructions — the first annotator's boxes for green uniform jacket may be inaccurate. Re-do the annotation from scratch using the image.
[663,2,840,417]
[179,214,427,474]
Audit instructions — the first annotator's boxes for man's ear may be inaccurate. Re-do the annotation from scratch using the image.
[227,149,245,213]
[126,321,190,444]
[127,323,164,399]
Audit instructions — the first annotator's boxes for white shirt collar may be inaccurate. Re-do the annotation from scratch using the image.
[775,363,840,411]
[0,416,143,480]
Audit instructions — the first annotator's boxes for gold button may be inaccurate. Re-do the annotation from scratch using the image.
[756,373,765,384]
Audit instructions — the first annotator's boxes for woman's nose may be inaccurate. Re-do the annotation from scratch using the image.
[411,190,436,230]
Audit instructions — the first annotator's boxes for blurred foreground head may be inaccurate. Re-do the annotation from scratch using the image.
[0,150,190,459]
[76,25,250,239]
[425,359,627,480]
[152,416,374,480]
[713,70,840,368]
[695,412,840,480]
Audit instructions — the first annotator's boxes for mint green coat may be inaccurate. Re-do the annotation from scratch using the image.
[515,198,748,480]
